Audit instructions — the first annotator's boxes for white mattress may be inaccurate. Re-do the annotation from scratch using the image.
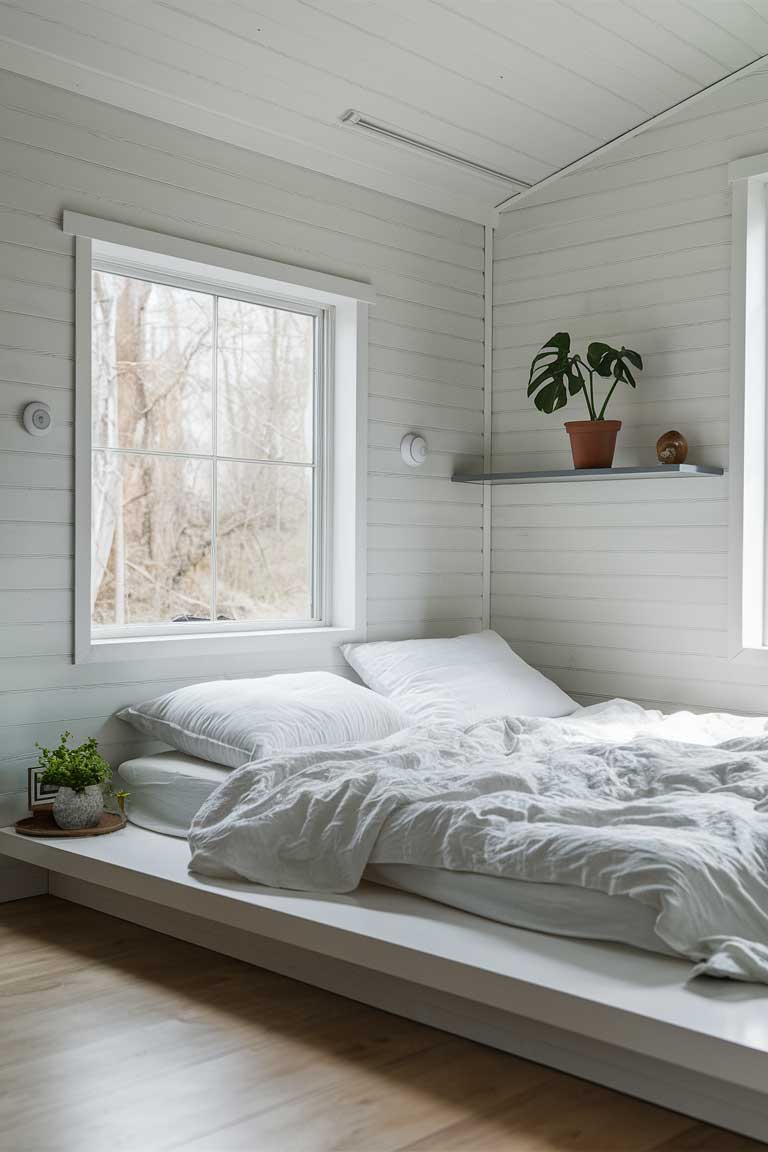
[117,753,668,956]
[117,752,229,839]
[365,864,669,955]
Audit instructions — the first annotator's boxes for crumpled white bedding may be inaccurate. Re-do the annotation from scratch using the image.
[188,699,768,983]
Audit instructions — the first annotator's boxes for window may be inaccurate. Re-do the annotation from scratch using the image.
[91,267,325,633]
[68,213,373,662]
[729,153,768,657]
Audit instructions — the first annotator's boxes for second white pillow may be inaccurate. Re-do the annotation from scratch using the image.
[341,630,577,726]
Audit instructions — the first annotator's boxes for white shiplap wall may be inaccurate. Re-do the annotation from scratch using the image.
[0,68,486,827]
[491,70,768,715]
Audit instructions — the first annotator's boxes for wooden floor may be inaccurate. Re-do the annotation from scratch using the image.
[0,897,762,1152]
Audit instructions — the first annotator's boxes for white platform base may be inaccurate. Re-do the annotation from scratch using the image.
[0,856,47,903]
[3,824,768,1141]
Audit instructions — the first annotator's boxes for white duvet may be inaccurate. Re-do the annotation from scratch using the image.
[188,700,768,983]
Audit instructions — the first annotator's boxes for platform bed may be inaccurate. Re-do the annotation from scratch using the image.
[2,824,768,1142]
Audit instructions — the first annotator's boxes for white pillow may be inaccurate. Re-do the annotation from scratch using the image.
[341,630,577,726]
[117,672,407,768]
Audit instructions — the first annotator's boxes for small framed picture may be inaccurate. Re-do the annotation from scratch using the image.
[28,765,58,810]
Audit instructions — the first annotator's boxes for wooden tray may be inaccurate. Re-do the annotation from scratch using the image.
[14,810,127,838]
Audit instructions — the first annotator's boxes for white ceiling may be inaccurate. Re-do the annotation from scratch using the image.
[0,0,766,222]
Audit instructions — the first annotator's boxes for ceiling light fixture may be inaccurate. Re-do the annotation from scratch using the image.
[340,110,532,189]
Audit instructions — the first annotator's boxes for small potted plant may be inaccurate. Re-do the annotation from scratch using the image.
[527,332,643,468]
[35,731,112,830]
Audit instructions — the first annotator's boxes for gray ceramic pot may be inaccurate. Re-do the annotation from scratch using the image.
[52,785,103,830]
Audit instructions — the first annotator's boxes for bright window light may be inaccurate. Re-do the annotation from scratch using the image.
[90,266,326,635]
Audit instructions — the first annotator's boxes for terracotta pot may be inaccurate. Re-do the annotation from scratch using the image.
[564,420,622,469]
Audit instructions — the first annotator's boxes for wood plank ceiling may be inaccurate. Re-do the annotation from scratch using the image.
[0,0,766,222]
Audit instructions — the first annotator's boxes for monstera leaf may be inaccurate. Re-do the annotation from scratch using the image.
[527,333,644,422]
[527,332,587,414]
[587,343,643,388]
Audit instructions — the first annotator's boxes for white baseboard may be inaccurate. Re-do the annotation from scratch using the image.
[51,874,768,1143]
[0,858,47,903]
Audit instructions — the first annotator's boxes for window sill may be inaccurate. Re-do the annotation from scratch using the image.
[76,625,363,665]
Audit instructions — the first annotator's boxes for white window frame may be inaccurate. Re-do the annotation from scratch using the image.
[728,154,768,661]
[66,212,373,664]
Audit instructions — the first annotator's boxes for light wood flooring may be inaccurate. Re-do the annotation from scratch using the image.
[0,895,762,1152]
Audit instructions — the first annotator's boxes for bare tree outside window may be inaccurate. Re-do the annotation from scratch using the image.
[91,270,319,630]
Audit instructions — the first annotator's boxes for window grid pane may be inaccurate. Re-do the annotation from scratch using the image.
[216,461,313,622]
[91,451,212,626]
[91,271,214,455]
[91,268,322,632]
[216,296,315,464]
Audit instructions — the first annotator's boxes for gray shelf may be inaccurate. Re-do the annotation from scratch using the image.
[452,464,725,485]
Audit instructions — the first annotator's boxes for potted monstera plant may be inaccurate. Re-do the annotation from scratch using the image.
[527,332,643,468]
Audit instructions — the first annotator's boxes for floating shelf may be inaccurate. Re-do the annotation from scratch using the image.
[452,464,725,485]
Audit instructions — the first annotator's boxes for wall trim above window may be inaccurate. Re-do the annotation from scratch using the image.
[728,155,768,661]
[68,213,369,664]
[62,212,377,305]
